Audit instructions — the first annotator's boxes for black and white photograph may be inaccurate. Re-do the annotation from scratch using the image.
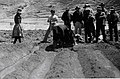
[0,0,120,78]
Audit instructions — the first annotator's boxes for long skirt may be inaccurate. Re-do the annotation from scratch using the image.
[12,24,23,38]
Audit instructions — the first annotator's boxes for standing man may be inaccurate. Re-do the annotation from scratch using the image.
[107,6,119,42]
[83,8,95,43]
[83,3,95,41]
[95,6,107,43]
[61,8,72,30]
[12,8,23,44]
[41,10,58,43]
[73,6,83,35]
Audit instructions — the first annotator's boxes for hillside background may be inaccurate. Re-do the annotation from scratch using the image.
[0,0,119,19]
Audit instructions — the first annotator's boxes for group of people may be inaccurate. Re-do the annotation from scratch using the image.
[12,3,119,47]
[61,3,119,43]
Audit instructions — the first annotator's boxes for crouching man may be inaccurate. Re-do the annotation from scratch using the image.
[53,25,75,48]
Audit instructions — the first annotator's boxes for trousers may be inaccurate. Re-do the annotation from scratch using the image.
[74,22,82,34]
[109,23,118,41]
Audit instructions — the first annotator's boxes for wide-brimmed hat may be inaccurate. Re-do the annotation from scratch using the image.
[97,6,102,11]
[50,9,55,13]
[99,3,105,6]
[83,3,90,8]
[17,8,22,13]
[110,6,115,11]
[75,6,80,10]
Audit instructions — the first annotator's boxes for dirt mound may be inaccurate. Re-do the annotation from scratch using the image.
[45,48,84,78]
[0,30,120,78]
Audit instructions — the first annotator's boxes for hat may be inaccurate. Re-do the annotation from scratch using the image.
[110,6,115,11]
[17,8,22,13]
[75,6,80,10]
[83,3,90,8]
[97,6,102,11]
[99,3,105,6]
[50,10,55,13]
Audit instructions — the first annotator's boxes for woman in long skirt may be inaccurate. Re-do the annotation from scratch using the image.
[12,8,23,44]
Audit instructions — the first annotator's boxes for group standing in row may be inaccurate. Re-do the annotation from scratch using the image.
[12,3,119,45]
[61,3,119,43]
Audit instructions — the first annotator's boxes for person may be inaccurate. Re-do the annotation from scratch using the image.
[99,3,108,14]
[95,6,107,43]
[107,6,119,42]
[41,10,58,43]
[12,8,23,44]
[53,25,74,48]
[83,3,95,41]
[72,6,83,35]
[61,8,72,30]
[83,8,95,43]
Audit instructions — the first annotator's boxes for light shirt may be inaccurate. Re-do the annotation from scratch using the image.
[47,15,58,24]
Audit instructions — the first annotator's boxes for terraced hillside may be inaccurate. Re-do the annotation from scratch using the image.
[0,0,119,18]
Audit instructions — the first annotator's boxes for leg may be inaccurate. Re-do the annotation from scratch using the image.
[43,24,53,42]
[114,23,118,42]
[101,25,106,42]
[18,38,21,43]
[92,24,96,38]
[96,26,100,42]
[88,30,92,43]
[13,38,17,44]
[75,23,78,34]
[74,22,78,34]
[109,24,113,41]
[78,22,82,35]
[85,27,89,43]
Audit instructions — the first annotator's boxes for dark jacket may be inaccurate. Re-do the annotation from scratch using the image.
[14,13,21,24]
[61,11,72,25]
[72,11,83,23]
[95,12,106,26]
[107,12,119,24]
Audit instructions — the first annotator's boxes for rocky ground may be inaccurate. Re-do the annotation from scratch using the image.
[0,30,120,79]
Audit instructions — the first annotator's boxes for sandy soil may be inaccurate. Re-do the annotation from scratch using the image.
[0,30,120,79]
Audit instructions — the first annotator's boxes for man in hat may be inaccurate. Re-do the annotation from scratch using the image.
[95,6,107,43]
[72,6,83,35]
[99,3,108,14]
[41,10,58,43]
[61,8,72,30]
[83,8,95,43]
[107,6,119,42]
[12,8,23,44]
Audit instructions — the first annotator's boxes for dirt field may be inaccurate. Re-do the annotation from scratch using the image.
[0,29,119,79]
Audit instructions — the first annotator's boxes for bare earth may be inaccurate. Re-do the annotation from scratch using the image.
[0,18,120,78]
[0,29,119,79]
